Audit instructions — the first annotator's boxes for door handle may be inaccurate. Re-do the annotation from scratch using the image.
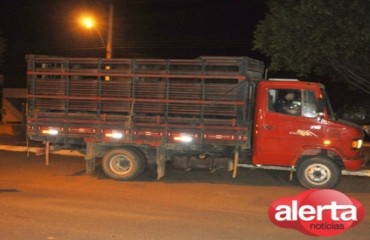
[262,125,274,130]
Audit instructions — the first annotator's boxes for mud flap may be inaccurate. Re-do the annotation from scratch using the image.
[85,142,98,174]
[232,149,239,178]
[156,146,166,180]
[45,141,50,166]
[85,158,96,175]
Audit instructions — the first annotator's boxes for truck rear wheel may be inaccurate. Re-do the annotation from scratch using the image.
[126,146,147,173]
[102,148,142,180]
[297,156,340,189]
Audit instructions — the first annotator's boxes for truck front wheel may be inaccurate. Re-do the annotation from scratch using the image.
[102,148,142,180]
[297,156,341,189]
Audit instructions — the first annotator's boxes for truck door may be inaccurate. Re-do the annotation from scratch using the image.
[252,85,322,166]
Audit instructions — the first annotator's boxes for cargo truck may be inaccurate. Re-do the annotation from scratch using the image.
[26,55,365,188]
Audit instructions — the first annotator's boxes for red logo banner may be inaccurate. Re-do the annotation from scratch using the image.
[268,189,365,236]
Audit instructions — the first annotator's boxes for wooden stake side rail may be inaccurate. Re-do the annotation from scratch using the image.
[26,55,265,82]
[26,55,264,147]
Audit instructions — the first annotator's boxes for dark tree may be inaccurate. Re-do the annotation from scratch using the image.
[253,0,370,94]
[0,33,6,66]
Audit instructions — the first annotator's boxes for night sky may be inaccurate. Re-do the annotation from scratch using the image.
[0,0,267,87]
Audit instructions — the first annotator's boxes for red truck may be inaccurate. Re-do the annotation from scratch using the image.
[26,55,365,188]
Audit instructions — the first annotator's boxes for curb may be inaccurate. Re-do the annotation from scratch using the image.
[0,145,84,157]
[342,170,370,177]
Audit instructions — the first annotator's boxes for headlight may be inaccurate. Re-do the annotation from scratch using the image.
[351,139,363,149]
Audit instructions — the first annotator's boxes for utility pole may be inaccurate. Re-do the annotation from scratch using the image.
[106,4,114,59]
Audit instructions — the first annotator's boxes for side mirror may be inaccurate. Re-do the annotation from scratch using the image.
[317,112,325,121]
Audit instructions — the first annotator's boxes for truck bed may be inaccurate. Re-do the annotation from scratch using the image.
[26,55,264,147]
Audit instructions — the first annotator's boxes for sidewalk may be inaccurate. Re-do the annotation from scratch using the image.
[0,123,83,157]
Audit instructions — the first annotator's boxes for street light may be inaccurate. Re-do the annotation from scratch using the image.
[79,4,113,59]
[80,16,95,29]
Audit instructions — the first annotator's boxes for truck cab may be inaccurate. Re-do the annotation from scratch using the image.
[253,80,364,188]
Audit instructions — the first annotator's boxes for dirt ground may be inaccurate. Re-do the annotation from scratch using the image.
[1,150,369,240]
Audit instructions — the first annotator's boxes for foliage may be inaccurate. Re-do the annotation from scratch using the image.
[253,0,370,94]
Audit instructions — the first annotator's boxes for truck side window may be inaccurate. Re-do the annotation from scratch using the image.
[271,89,301,116]
[268,90,276,112]
[302,90,317,118]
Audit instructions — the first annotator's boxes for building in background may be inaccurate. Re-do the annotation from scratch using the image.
[2,88,27,123]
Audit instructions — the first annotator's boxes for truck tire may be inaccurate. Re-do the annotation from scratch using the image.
[102,148,142,180]
[296,156,341,189]
[127,146,147,173]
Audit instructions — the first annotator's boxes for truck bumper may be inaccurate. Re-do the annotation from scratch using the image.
[342,153,367,171]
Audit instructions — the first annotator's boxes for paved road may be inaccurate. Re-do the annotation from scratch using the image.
[0,150,369,240]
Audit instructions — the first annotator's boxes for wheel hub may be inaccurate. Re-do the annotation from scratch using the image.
[110,155,132,175]
[306,164,330,184]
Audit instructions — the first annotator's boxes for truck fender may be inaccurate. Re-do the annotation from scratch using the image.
[291,145,344,168]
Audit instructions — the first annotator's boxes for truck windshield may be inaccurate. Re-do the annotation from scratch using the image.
[321,88,335,120]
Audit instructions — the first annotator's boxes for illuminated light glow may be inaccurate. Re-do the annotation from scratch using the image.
[323,139,331,146]
[42,129,59,135]
[80,16,95,29]
[104,66,111,81]
[105,132,123,139]
[358,139,363,148]
[174,135,193,143]
[351,139,363,149]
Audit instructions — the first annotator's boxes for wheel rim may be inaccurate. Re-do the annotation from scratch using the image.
[109,154,132,175]
[304,163,331,186]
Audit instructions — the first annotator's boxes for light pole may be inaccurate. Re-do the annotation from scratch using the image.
[79,4,114,59]
[106,4,113,59]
